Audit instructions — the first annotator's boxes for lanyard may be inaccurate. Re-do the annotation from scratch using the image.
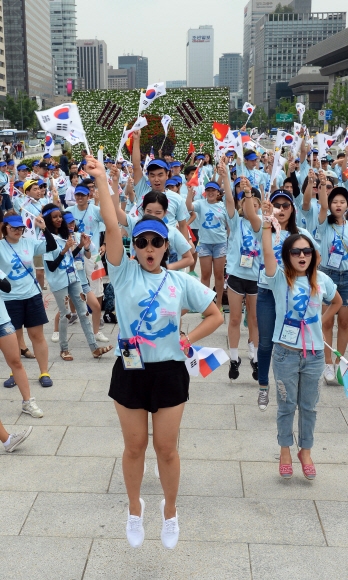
[285,279,310,320]
[285,279,316,357]
[240,219,259,256]
[53,235,74,269]
[5,239,41,293]
[331,223,348,254]
[136,270,168,335]
[77,207,89,231]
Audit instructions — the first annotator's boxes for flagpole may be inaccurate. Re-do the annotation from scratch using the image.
[137,90,143,119]
[159,121,171,151]
[83,133,91,156]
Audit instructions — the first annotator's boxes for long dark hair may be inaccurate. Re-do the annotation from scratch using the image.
[204,153,212,165]
[272,192,298,235]
[327,188,348,225]
[282,233,318,296]
[142,191,168,212]
[42,203,70,239]
[132,214,169,268]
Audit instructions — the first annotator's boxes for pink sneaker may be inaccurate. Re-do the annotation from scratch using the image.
[279,461,293,479]
[297,451,316,480]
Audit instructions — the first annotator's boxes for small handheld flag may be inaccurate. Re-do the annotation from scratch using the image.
[22,210,37,240]
[242,102,255,125]
[185,345,230,378]
[139,83,166,113]
[36,103,89,153]
[161,114,172,137]
[91,254,106,281]
[45,133,54,156]
[296,103,306,123]
[323,341,348,397]
[212,122,230,142]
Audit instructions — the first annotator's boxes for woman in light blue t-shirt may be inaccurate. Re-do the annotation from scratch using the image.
[87,155,223,551]
[262,206,341,481]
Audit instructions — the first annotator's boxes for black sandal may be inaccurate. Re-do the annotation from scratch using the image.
[21,348,36,359]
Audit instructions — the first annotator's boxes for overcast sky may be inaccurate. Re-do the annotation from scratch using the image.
[75,0,348,83]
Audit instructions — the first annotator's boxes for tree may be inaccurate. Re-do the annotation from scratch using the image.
[0,92,38,130]
[327,80,348,126]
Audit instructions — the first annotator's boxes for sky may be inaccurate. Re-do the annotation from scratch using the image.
[75,0,348,84]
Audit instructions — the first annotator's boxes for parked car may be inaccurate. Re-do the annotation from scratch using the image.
[54,137,64,145]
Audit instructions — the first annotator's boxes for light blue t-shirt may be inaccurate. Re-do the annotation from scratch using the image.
[0,275,11,325]
[70,204,104,251]
[108,250,215,362]
[300,198,322,240]
[0,237,46,300]
[44,236,78,292]
[182,184,204,229]
[258,227,319,288]
[132,177,189,227]
[265,267,336,350]
[71,232,89,287]
[334,164,342,185]
[236,164,263,190]
[226,212,262,281]
[318,220,348,271]
[192,199,227,244]
[125,215,191,262]
[299,159,310,189]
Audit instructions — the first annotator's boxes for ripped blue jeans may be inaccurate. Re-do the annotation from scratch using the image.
[272,343,324,449]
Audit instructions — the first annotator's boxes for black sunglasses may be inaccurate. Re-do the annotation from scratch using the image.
[134,236,165,249]
[289,247,313,257]
[273,202,291,209]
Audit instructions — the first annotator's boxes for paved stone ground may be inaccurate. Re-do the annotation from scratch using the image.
[1,285,348,580]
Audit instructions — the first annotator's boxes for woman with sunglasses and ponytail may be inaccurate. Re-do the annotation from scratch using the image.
[257,189,319,411]
[41,203,113,361]
[85,155,222,550]
[262,200,341,480]
[316,179,348,385]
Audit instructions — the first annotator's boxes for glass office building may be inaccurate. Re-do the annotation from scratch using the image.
[186,26,214,87]
[3,0,53,104]
[254,11,346,112]
[118,55,148,90]
[219,53,242,92]
[77,39,108,89]
[50,0,77,96]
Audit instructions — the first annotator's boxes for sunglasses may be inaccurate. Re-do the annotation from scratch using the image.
[273,202,291,210]
[134,236,165,249]
[289,247,313,257]
[325,184,333,190]
[7,225,25,232]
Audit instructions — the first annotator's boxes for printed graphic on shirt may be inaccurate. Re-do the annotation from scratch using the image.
[129,289,178,341]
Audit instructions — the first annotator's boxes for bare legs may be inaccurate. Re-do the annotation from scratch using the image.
[0,333,31,401]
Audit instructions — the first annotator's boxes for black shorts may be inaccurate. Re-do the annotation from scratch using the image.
[5,293,49,330]
[109,358,190,413]
[227,274,258,296]
[191,229,199,248]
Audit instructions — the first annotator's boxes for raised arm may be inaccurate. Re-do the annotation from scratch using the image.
[185,185,195,213]
[132,130,143,185]
[240,176,260,232]
[261,200,277,277]
[109,166,128,227]
[302,168,315,211]
[318,170,328,225]
[342,146,348,182]
[217,160,235,218]
[85,156,123,267]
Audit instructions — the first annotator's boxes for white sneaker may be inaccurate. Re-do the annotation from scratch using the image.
[323,363,336,385]
[154,462,160,479]
[160,499,179,550]
[248,340,254,360]
[4,427,33,452]
[22,398,43,418]
[95,331,109,342]
[126,498,145,548]
[51,331,59,342]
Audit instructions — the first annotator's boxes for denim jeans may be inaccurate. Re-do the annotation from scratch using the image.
[272,343,324,449]
[257,287,276,387]
[53,281,98,352]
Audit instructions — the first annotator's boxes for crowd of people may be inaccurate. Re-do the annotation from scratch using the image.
[0,126,347,550]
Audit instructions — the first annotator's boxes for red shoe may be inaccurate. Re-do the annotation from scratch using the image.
[297,450,316,480]
[279,460,293,479]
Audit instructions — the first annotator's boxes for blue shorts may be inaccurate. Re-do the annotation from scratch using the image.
[4,293,49,330]
[81,283,92,295]
[0,320,15,338]
[319,266,348,306]
[197,242,227,259]
[120,194,126,202]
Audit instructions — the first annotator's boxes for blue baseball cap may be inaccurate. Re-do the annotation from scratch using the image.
[244,151,258,161]
[165,179,178,187]
[225,150,235,157]
[3,215,25,227]
[7,159,15,166]
[80,159,87,166]
[74,185,90,196]
[14,180,24,188]
[0,161,6,167]
[195,154,205,160]
[295,158,300,162]
[32,160,39,166]
[147,159,170,171]
[270,190,294,205]
[17,164,29,171]
[170,161,181,168]
[172,175,182,185]
[133,218,168,239]
[63,212,75,224]
[37,179,47,187]
[43,153,51,159]
[106,159,115,164]
[205,181,220,192]
[312,148,318,154]
[47,164,55,170]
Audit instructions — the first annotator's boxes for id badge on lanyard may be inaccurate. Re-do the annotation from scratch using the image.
[240,251,253,268]
[327,250,344,269]
[118,271,168,370]
[258,264,268,285]
[279,318,301,345]
[118,338,145,370]
[66,266,77,284]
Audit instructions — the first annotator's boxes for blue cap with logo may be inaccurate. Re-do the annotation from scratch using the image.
[74,185,90,196]
[17,164,29,171]
[3,215,25,227]
[147,159,170,171]
[205,181,220,192]
[133,218,168,239]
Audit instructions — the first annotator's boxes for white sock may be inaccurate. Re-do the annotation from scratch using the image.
[253,349,258,363]
[230,348,239,361]
[3,435,11,447]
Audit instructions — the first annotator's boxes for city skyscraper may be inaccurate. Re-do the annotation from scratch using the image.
[118,55,148,89]
[0,0,7,101]
[219,53,243,92]
[243,0,309,101]
[77,39,108,89]
[186,25,214,87]
[49,0,77,96]
[3,0,54,105]
[254,10,346,112]
[108,65,135,89]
